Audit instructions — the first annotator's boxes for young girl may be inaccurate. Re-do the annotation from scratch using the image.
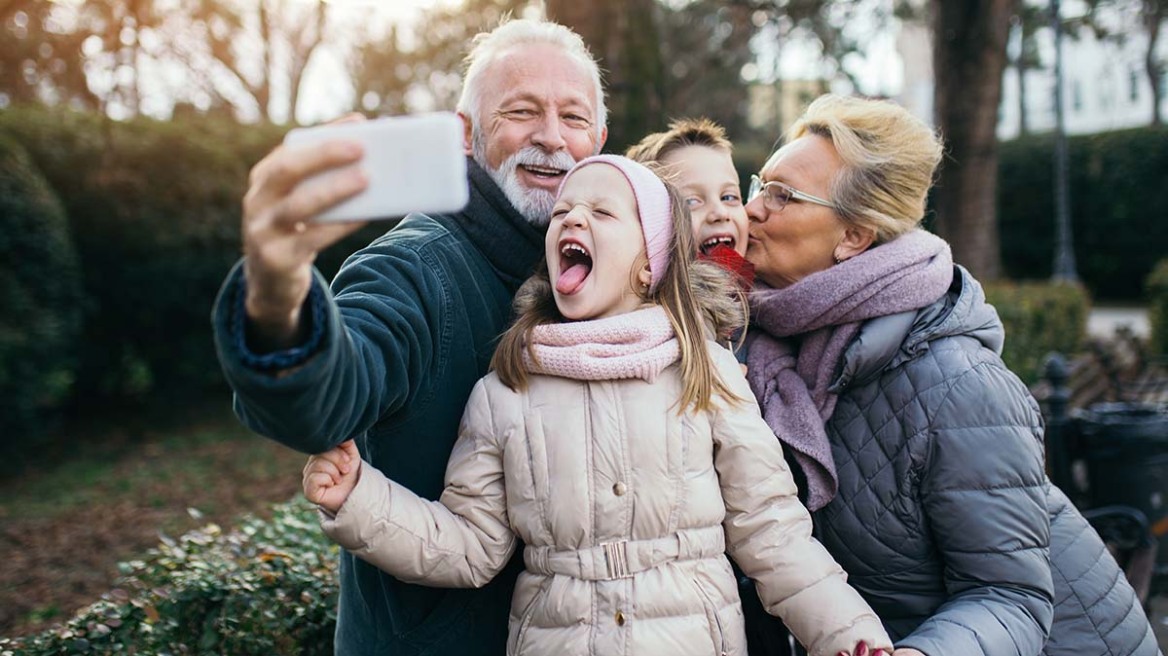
[303,155,892,656]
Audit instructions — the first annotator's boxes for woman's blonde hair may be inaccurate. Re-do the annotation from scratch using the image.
[784,94,944,244]
[491,177,744,413]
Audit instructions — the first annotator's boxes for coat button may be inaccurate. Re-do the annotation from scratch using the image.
[612,482,627,496]
[615,611,626,626]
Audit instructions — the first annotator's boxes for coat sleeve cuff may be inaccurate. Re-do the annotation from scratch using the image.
[222,264,328,373]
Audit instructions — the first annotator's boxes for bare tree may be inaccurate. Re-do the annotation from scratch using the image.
[172,0,330,123]
[75,0,164,116]
[1079,0,1166,124]
[391,0,534,114]
[1009,0,1047,135]
[1140,0,1165,124]
[0,1,98,109]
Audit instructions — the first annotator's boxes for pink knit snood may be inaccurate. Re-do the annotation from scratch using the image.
[522,306,679,382]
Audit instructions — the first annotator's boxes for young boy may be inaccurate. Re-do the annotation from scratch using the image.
[627,118,751,265]
[628,118,753,353]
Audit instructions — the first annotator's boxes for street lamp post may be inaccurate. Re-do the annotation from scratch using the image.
[1051,0,1078,282]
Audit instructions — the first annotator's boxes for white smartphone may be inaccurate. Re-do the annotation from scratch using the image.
[283,112,469,223]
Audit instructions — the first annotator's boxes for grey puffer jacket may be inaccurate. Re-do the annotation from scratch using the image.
[813,265,1157,656]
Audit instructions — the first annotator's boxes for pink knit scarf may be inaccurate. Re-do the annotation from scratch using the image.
[746,229,954,511]
[522,306,679,382]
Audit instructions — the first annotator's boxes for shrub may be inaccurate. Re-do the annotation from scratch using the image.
[998,127,1168,301]
[0,497,339,656]
[0,135,82,450]
[984,280,1090,384]
[0,106,387,409]
[1147,258,1168,359]
[0,107,272,401]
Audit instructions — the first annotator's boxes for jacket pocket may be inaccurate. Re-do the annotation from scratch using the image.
[507,577,549,656]
[693,578,729,656]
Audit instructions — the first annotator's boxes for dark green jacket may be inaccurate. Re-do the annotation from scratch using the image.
[212,158,543,655]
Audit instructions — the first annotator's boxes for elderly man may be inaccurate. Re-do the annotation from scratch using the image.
[211,19,607,655]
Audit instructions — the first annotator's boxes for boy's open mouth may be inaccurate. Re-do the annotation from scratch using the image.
[556,240,593,295]
[700,235,736,256]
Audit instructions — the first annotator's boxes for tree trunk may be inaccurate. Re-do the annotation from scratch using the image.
[286,0,327,125]
[258,0,273,123]
[545,0,666,150]
[931,0,1012,281]
[1144,0,1164,126]
[1015,2,1029,136]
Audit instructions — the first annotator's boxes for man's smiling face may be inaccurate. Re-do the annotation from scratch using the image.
[470,42,605,225]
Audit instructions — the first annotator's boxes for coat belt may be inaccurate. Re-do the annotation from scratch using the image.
[523,525,726,581]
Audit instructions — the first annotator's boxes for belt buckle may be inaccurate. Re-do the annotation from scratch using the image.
[601,540,632,579]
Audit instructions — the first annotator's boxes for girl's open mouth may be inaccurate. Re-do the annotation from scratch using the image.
[556,240,593,295]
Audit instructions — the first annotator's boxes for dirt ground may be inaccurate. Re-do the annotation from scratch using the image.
[0,397,307,638]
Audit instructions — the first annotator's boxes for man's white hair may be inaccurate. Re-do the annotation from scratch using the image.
[456,19,607,142]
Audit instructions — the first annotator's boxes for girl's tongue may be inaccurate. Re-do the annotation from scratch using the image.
[556,263,591,295]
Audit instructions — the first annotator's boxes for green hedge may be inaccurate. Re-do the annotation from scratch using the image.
[984,280,1090,384]
[1147,258,1168,359]
[0,107,274,401]
[0,107,387,418]
[0,135,82,449]
[0,497,339,655]
[998,127,1168,301]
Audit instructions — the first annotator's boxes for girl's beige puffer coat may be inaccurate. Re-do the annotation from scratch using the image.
[321,344,888,656]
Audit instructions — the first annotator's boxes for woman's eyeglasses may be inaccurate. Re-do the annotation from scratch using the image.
[748,174,834,213]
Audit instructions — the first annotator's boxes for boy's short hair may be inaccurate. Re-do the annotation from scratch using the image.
[626,117,733,165]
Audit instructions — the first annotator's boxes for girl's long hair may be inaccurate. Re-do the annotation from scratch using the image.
[491,181,745,414]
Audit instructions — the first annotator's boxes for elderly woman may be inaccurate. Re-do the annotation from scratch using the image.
[740,94,1157,656]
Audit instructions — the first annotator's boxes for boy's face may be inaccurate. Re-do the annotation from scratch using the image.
[662,145,748,257]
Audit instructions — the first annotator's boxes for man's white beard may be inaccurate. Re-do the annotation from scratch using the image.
[473,131,578,227]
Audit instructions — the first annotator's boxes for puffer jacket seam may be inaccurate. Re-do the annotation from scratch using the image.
[920,616,989,652]
[589,579,599,655]
[942,543,1048,556]
[933,422,1045,431]
[927,482,1046,493]
[370,515,495,560]
[840,351,972,484]
[615,385,635,538]
[735,565,840,608]
[665,415,687,534]
[521,392,554,545]
[1049,548,1117,653]
[919,360,1033,493]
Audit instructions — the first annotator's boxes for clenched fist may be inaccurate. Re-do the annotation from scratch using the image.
[303,439,362,514]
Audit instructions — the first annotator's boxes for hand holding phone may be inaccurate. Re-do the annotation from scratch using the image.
[283,112,470,223]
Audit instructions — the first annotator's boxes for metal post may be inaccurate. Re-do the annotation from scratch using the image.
[1043,352,1074,493]
[1051,0,1078,282]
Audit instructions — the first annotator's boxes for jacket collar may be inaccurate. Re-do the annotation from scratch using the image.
[831,265,1006,392]
[442,157,545,288]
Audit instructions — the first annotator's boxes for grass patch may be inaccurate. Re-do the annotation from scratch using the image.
[2,420,300,521]
[0,398,311,637]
